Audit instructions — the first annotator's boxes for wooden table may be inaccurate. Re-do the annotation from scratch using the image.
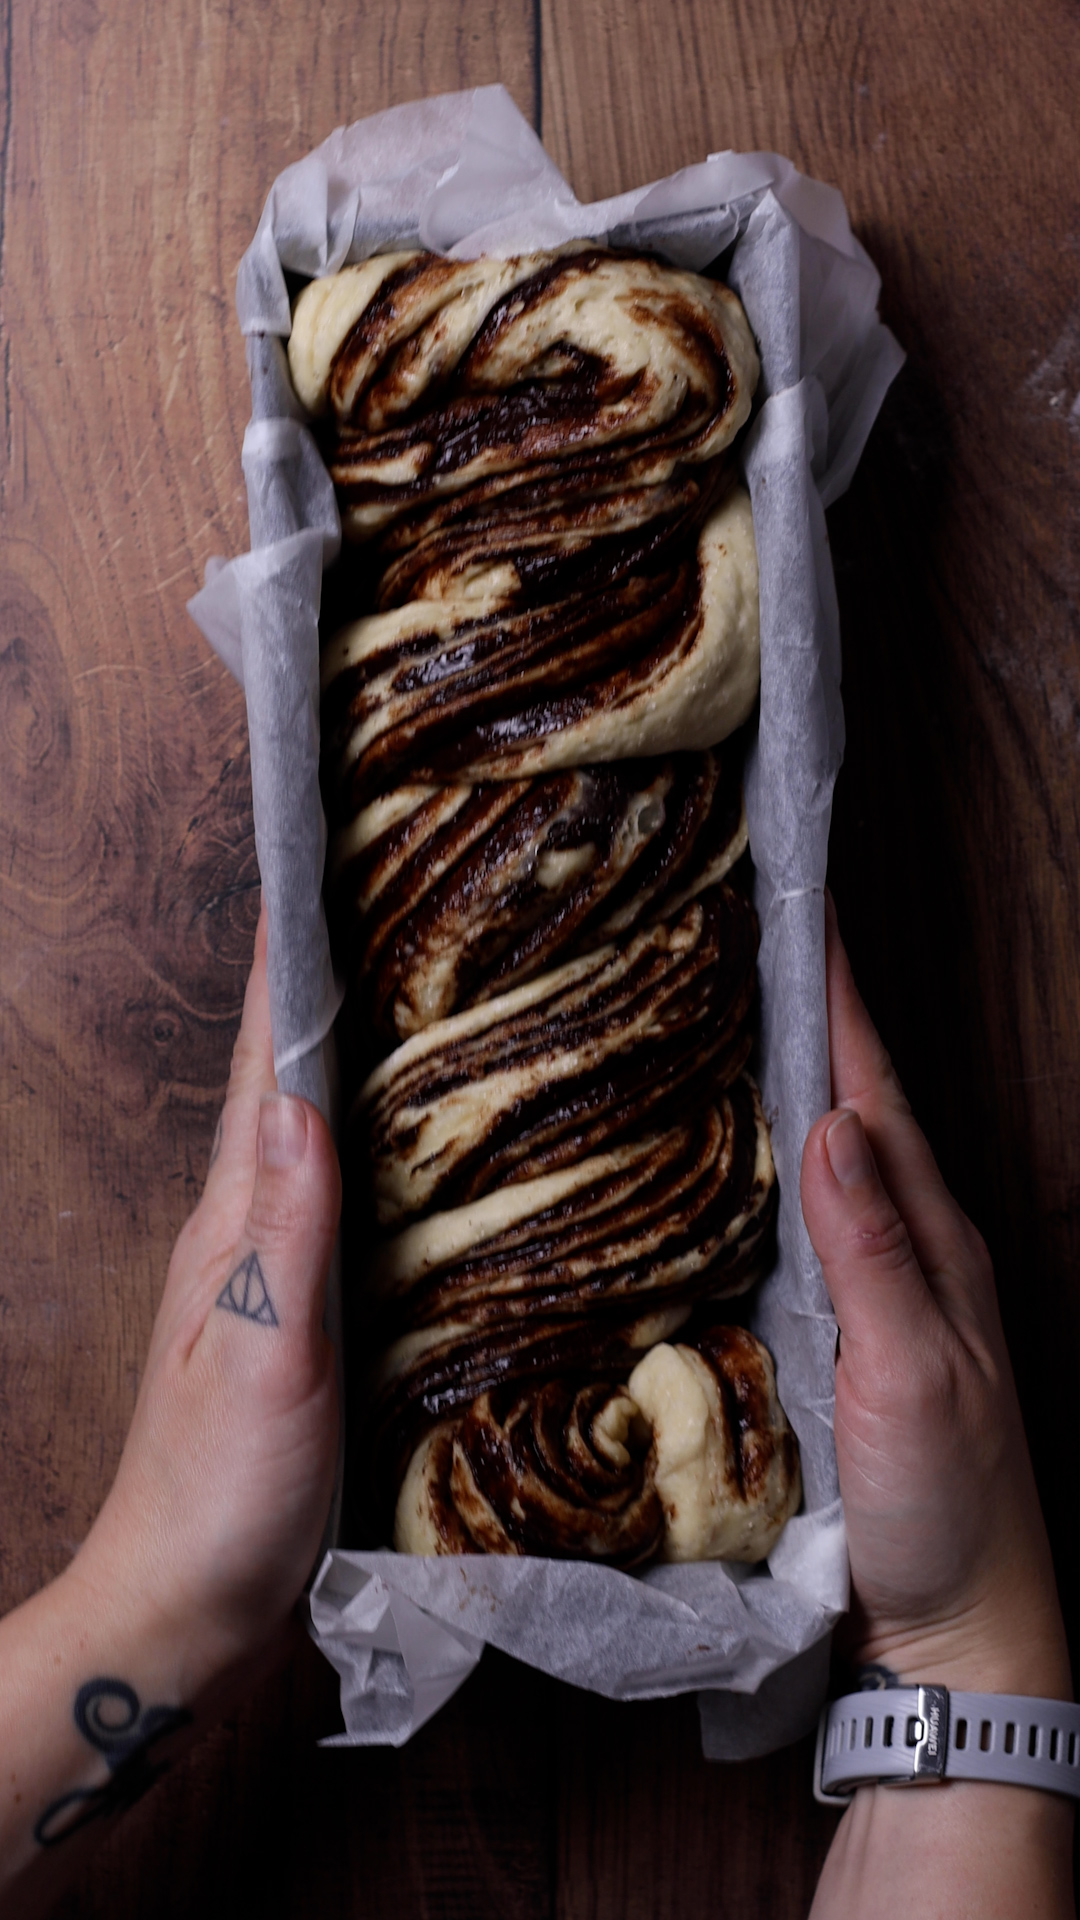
[2,2,1078,1911]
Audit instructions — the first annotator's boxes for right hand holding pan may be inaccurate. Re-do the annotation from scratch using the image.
[800,894,1071,1699]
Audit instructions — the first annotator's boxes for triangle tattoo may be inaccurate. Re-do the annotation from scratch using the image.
[216,1251,279,1328]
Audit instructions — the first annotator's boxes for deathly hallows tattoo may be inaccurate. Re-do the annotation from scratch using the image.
[216,1249,279,1327]
[34,1678,192,1848]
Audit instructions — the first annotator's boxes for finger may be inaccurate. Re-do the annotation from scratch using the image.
[824,889,908,1117]
[210,1094,341,1362]
[823,891,994,1325]
[159,904,275,1334]
[801,1105,941,1362]
[223,899,273,1110]
[199,900,274,1227]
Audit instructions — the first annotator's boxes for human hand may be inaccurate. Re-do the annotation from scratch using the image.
[67,903,341,1699]
[800,894,1070,1699]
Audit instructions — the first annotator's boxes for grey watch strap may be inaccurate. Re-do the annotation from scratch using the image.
[815,1686,1080,1805]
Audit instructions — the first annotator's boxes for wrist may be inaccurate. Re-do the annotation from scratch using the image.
[814,1697,1076,1920]
[50,1557,200,1716]
[847,1594,1073,1704]
[0,1561,202,1897]
[813,1774,1076,1920]
[850,1632,1072,1703]
[62,1531,241,1712]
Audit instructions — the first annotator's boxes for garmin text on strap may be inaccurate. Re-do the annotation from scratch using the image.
[814,1687,1080,1806]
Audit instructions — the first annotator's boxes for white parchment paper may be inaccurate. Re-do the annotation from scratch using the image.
[188,85,903,1760]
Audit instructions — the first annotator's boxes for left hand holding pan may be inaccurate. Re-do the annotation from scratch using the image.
[0,903,341,1914]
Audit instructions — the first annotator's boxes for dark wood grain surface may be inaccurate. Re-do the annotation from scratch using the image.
[2,2,1077,1912]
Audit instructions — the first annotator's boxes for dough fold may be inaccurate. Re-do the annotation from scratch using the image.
[628,1326,802,1562]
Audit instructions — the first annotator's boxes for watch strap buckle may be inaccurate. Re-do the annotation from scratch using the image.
[911,1685,949,1781]
[815,1684,947,1803]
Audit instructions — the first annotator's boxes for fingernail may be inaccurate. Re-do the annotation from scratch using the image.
[826,1109,873,1189]
[258,1094,307,1170]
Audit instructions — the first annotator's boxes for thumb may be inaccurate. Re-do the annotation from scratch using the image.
[218,1094,342,1349]
[801,1106,939,1359]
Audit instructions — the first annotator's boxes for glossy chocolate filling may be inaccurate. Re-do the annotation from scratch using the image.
[370,467,717,612]
[365,1308,692,1527]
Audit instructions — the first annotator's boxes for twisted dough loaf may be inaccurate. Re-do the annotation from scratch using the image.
[293,246,800,1565]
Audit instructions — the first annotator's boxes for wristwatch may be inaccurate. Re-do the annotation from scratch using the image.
[814,1685,1080,1805]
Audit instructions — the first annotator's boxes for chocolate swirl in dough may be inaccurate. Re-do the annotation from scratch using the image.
[393,1383,662,1566]
[320,480,758,806]
[361,1073,776,1504]
[368,1307,691,1519]
[370,463,724,614]
[288,248,760,535]
[304,252,762,802]
[369,1075,774,1332]
[361,1083,777,1537]
[357,887,758,1225]
[327,749,747,1047]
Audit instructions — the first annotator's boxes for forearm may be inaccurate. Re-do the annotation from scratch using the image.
[812,1781,1075,1920]
[0,1561,205,1917]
